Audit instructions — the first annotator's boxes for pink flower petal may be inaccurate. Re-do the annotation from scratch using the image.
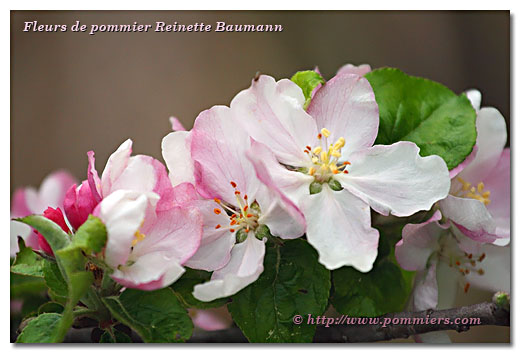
[395,211,444,271]
[482,148,510,241]
[191,307,233,331]
[307,73,379,158]
[246,140,306,239]
[169,116,187,131]
[87,151,102,203]
[439,195,498,243]
[336,63,372,76]
[135,206,203,265]
[230,75,318,166]
[191,105,260,205]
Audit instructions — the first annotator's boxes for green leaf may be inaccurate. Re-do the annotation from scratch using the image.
[228,239,331,343]
[67,215,107,254]
[331,259,411,317]
[38,302,64,315]
[42,261,68,298]
[10,237,44,277]
[16,313,63,343]
[11,273,46,298]
[102,288,193,342]
[171,268,229,309]
[291,70,325,109]
[100,329,133,343]
[15,215,70,252]
[365,68,477,170]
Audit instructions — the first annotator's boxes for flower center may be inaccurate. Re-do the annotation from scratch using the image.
[438,234,486,293]
[303,128,351,183]
[213,181,260,240]
[454,177,491,205]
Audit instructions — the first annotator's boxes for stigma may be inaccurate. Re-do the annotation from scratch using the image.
[455,177,491,205]
[303,128,350,182]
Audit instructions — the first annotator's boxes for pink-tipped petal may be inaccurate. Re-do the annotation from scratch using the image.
[231,75,318,166]
[439,195,498,243]
[395,211,444,271]
[169,116,187,131]
[135,206,203,265]
[191,105,260,205]
[87,151,102,203]
[308,73,379,158]
[246,140,306,239]
[247,138,314,204]
[336,63,372,76]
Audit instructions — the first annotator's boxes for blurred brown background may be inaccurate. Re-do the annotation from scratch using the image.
[10,11,510,342]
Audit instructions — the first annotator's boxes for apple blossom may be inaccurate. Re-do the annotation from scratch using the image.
[94,189,203,290]
[230,74,450,272]
[162,104,306,302]
[10,170,76,255]
[438,90,510,244]
[64,139,176,230]
[395,91,510,311]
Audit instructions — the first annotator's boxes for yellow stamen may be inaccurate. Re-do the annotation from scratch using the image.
[321,128,331,138]
[313,146,322,154]
[132,230,146,247]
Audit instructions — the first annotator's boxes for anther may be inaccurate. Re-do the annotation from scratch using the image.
[464,283,470,293]
[321,128,331,137]
[230,181,237,188]
[215,224,221,229]
[214,198,221,204]
[478,253,486,262]
[214,208,222,215]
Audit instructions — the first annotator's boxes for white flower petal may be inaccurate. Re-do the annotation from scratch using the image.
[193,234,265,302]
[302,186,379,272]
[439,195,497,243]
[465,89,482,111]
[101,139,132,196]
[465,244,510,293]
[161,131,195,186]
[459,107,507,184]
[337,141,450,217]
[96,190,153,268]
[308,73,379,157]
